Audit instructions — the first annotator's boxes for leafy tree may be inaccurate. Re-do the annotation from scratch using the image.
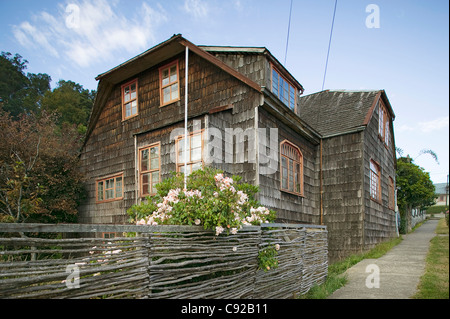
[1,52,95,133]
[40,80,95,133]
[396,156,436,214]
[0,52,51,117]
[0,111,86,223]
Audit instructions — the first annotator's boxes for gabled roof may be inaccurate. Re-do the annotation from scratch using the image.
[298,89,395,137]
[85,34,262,142]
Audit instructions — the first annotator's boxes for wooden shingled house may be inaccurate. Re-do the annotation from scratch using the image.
[78,34,397,260]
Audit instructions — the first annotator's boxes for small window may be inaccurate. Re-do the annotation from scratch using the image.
[96,174,124,203]
[370,160,381,201]
[271,65,297,111]
[388,177,395,209]
[176,130,203,175]
[139,143,160,197]
[122,79,138,120]
[378,101,390,147]
[280,140,303,196]
[159,60,180,106]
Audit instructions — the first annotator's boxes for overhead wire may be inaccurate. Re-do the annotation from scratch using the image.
[322,0,338,91]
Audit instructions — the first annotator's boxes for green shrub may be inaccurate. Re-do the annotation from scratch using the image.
[127,168,276,235]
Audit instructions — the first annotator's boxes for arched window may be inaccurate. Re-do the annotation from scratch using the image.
[280,140,303,196]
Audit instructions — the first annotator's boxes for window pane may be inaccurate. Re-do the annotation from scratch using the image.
[152,171,159,184]
[150,157,159,170]
[295,163,301,193]
[106,189,114,200]
[272,69,279,96]
[163,87,170,103]
[151,182,158,195]
[141,149,149,171]
[115,177,122,198]
[125,103,131,118]
[124,93,130,103]
[170,66,177,82]
[191,147,202,161]
[150,146,159,158]
[142,173,150,195]
[281,157,288,189]
[130,90,136,100]
[162,69,169,86]
[130,83,136,92]
[171,83,179,100]
[97,181,104,201]
[192,134,201,148]
[289,159,294,191]
[131,100,137,115]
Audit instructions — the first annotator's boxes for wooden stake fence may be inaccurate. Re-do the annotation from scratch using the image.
[0,223,327,299]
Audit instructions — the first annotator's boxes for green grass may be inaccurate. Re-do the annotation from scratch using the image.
[413,218,449,299]
[300,235,404,299]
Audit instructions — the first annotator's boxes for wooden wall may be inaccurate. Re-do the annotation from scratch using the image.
[79,51,262,224]
[321,132,365,261]
[362,101,397,250]
[257,106,320,225]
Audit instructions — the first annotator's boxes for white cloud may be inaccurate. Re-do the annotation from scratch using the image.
[12,0,167,68]
[183,0,209,19]
[419,116,449,133]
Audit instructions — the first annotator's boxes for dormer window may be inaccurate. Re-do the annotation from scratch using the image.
[271,65,297,111]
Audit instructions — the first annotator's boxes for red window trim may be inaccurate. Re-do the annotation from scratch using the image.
[96,173,124,203]
[139,142,161,198]
[121,79,138,121]
[159,60,180,107]
[279,140,304,196]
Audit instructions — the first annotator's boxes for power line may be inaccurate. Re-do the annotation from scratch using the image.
[322,0,338,91]
[284,0,293,66]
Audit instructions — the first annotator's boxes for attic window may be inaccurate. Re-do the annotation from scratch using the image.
[271,65,297,111]
[378,101,390,147]
[280,140,303,196]
[159,60,180,106]
[122,79,138,120]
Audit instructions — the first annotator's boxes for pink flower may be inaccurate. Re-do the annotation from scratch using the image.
[215,226,225,236]
[195,219,201,225]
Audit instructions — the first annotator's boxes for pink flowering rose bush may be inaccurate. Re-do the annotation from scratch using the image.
[127,168,276,235]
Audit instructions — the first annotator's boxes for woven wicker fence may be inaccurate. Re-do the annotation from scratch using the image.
[0,223,327,299]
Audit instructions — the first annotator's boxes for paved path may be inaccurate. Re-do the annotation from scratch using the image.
[328,219,439,299]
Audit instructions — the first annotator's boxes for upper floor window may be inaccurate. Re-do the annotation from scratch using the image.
[122,79,138,120]
[139,143,160,197]
[370,160,381,202]
[280,140,303,196]
[96,173,123,203]
[176,130,203,175]
[378,101,390,147]
[159,60,180,106]
[271,65,297,111]
[388,176,395,209]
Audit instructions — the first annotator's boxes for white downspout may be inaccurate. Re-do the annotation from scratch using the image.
[184,46,189,190]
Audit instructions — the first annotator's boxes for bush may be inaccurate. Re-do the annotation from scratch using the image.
[127,168,276,235]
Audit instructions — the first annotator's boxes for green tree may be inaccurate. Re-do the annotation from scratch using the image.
[40,80,95,132]
[0,52,52,117]
[396,157,436,232]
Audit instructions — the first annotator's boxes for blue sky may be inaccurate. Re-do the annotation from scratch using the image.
[1,0,449,183]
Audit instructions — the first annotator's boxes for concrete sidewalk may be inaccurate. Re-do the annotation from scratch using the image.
[328,219,439,299]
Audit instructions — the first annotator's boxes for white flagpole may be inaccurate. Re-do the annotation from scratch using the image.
[184,46,189,190]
